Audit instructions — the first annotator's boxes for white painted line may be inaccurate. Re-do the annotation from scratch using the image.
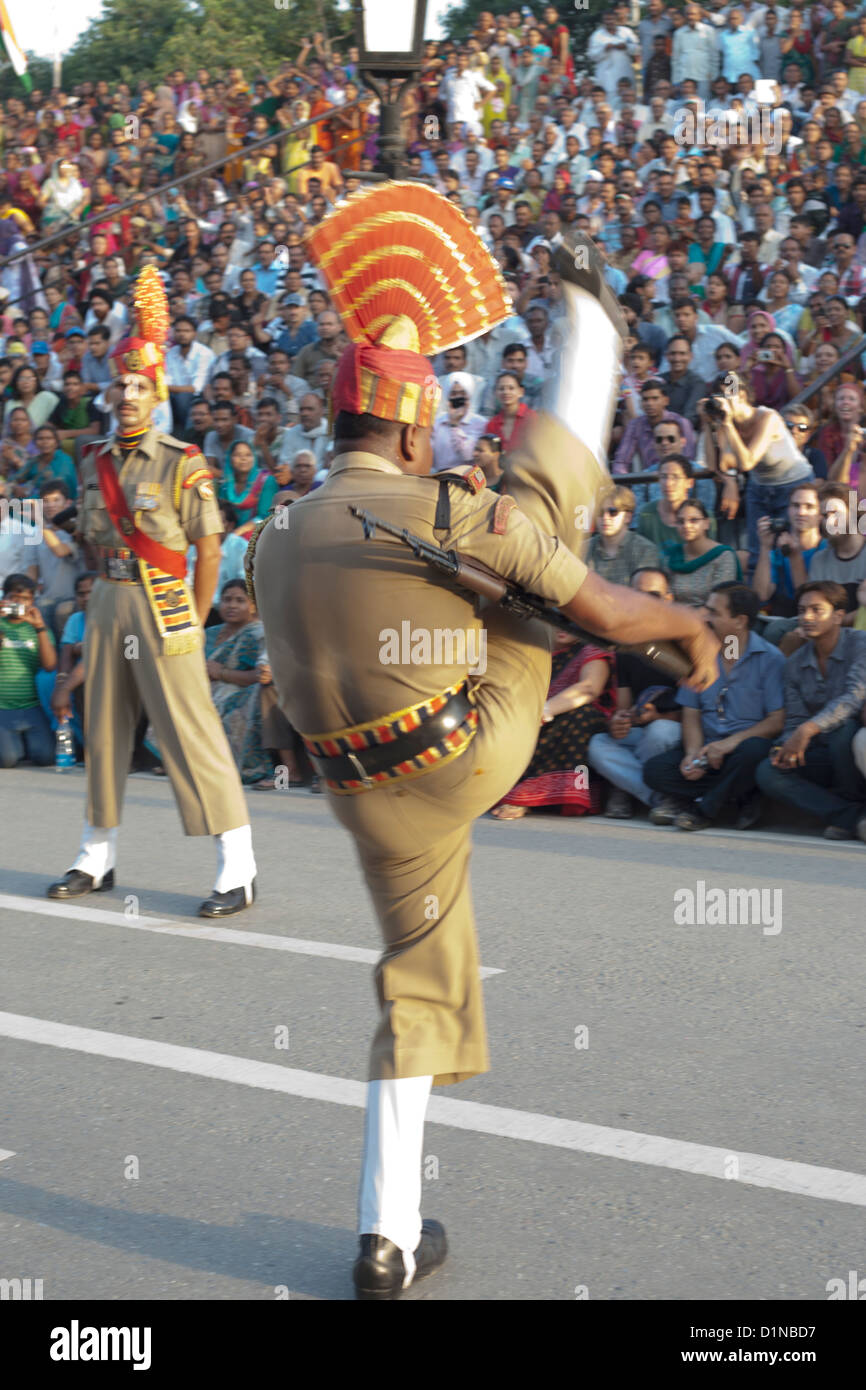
[2,1011,864,1209]
[0,894,503,978]
[0,1149,15,1164]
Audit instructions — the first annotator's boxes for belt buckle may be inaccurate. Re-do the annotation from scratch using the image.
[106,556,129,581]
[346,751,374,789]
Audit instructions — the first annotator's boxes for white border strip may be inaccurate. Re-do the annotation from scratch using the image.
[2,1012,864,1207]
[0,895,502,978]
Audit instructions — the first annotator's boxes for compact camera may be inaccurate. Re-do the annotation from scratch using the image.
[703,396,728,423]
[0,601,28,618]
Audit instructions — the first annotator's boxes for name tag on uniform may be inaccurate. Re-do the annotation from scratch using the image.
[133,483,161,511]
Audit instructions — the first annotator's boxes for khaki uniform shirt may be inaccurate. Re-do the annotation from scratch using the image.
[254,450,588,736]
[79,426,223,553]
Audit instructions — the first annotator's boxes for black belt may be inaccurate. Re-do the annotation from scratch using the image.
[306,685,475,788]
[95,549,141,583]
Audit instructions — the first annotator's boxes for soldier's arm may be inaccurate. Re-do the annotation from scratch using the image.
[561,571,719,692]
[192,533,221,621]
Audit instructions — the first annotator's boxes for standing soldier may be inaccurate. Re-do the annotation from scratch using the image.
[47,267,258,917]
[250,186,718,1298]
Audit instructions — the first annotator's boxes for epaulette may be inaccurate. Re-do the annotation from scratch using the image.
[434,464,487,495]
[433,464,489,532]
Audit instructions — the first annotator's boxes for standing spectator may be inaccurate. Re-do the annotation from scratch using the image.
[673,4,720,100]
[588,13,640,103]
[164,316,215,433]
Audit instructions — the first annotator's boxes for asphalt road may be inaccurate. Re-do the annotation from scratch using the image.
[1,767,864,1301]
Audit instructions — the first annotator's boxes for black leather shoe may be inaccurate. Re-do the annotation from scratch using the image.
[197,877,257,918]
[735,792,763,832]
[46,868,115,899]
[353,1219,447,1301]
[551,230,629,339]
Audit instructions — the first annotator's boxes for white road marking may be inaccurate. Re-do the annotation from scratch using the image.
[0,894,502,978]
[0,1149,15,1163]
[2,1011,864,1208]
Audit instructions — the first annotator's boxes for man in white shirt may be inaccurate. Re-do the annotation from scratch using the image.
[588,13,640,103]
[277,393,330,468]
[165,316,216,434]
[440,50,495,138]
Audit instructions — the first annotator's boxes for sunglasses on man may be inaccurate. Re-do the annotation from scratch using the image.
[654,432,678,443]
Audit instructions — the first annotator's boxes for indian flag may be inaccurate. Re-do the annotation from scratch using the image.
[0,0,31,91]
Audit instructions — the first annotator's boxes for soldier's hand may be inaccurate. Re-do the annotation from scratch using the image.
[679,624,720,694]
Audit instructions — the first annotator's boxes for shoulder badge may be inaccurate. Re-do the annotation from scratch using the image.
[182,467,214,490]
[491,494,517,535]
[434,464,488,495]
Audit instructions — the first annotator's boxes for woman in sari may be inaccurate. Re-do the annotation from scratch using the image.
[490,635,616,819]
[331,81,365,171]
[204,580,272,786]
[218,440,278,525]
[668,499,741,606]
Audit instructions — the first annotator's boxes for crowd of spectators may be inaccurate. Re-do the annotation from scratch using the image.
[1,6,866,836]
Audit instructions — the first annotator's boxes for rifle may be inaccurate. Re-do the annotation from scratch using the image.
[348,505,692,680]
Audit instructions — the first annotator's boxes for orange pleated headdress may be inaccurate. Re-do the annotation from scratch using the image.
[306,182,511,428]
[109,265,171,401]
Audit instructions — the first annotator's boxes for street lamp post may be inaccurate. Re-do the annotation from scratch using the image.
[353,0,428,180]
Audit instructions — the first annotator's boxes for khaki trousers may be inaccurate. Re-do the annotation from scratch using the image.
[333,422,602,1087]
[83,580,250,836]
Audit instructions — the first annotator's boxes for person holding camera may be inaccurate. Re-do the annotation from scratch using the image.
[431,372,487,474]
[702,374,813,578]
[752,481,826,612]
[0,572,56,769]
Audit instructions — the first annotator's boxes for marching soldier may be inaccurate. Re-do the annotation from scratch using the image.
[47,267,257,917]
[250,188,719,1298]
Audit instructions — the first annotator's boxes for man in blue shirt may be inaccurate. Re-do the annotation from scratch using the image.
[719,8,761,83]
[274,295,318,359]
[756,581,866,840]
[644,582,786,830]
[753,481,826,611]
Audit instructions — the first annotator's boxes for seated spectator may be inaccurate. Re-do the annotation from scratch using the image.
[3,364,59,432]
[79,325,113,394]
[586,566,684,818]
[588,485,660,585]
[485,370,537,454]
[275,449,320,502]
[810,483,866,607]
[218,439,278,526]
[432,373,488,473]
[472,433,504,491]
[823,382,866,501]
[661,335,706,426]
[613,377,695,472]
[782,405,827,481]
[203,400,254,475]
[203,579,274,786]
[490,633,616,820]
[14,427,79,500]
[49,369,101,463]
[755,581,866,841]
[644,582,785,832]
[667,499,741,605]
[747,332,800,411]
[753,481,827,614]
[0,572,57,768]
[278,392,330,468]
[30,480,82,637]
[637,455,718,553]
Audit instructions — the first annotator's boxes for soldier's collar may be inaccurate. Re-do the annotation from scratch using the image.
[328,451,404,477]
[110,425,159,460]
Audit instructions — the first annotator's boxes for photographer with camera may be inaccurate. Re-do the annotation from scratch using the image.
[701,374,813,579]
[0,572,57,769]
[432,372,488,474]
[30,480,82,640]
[752,481,826,613]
